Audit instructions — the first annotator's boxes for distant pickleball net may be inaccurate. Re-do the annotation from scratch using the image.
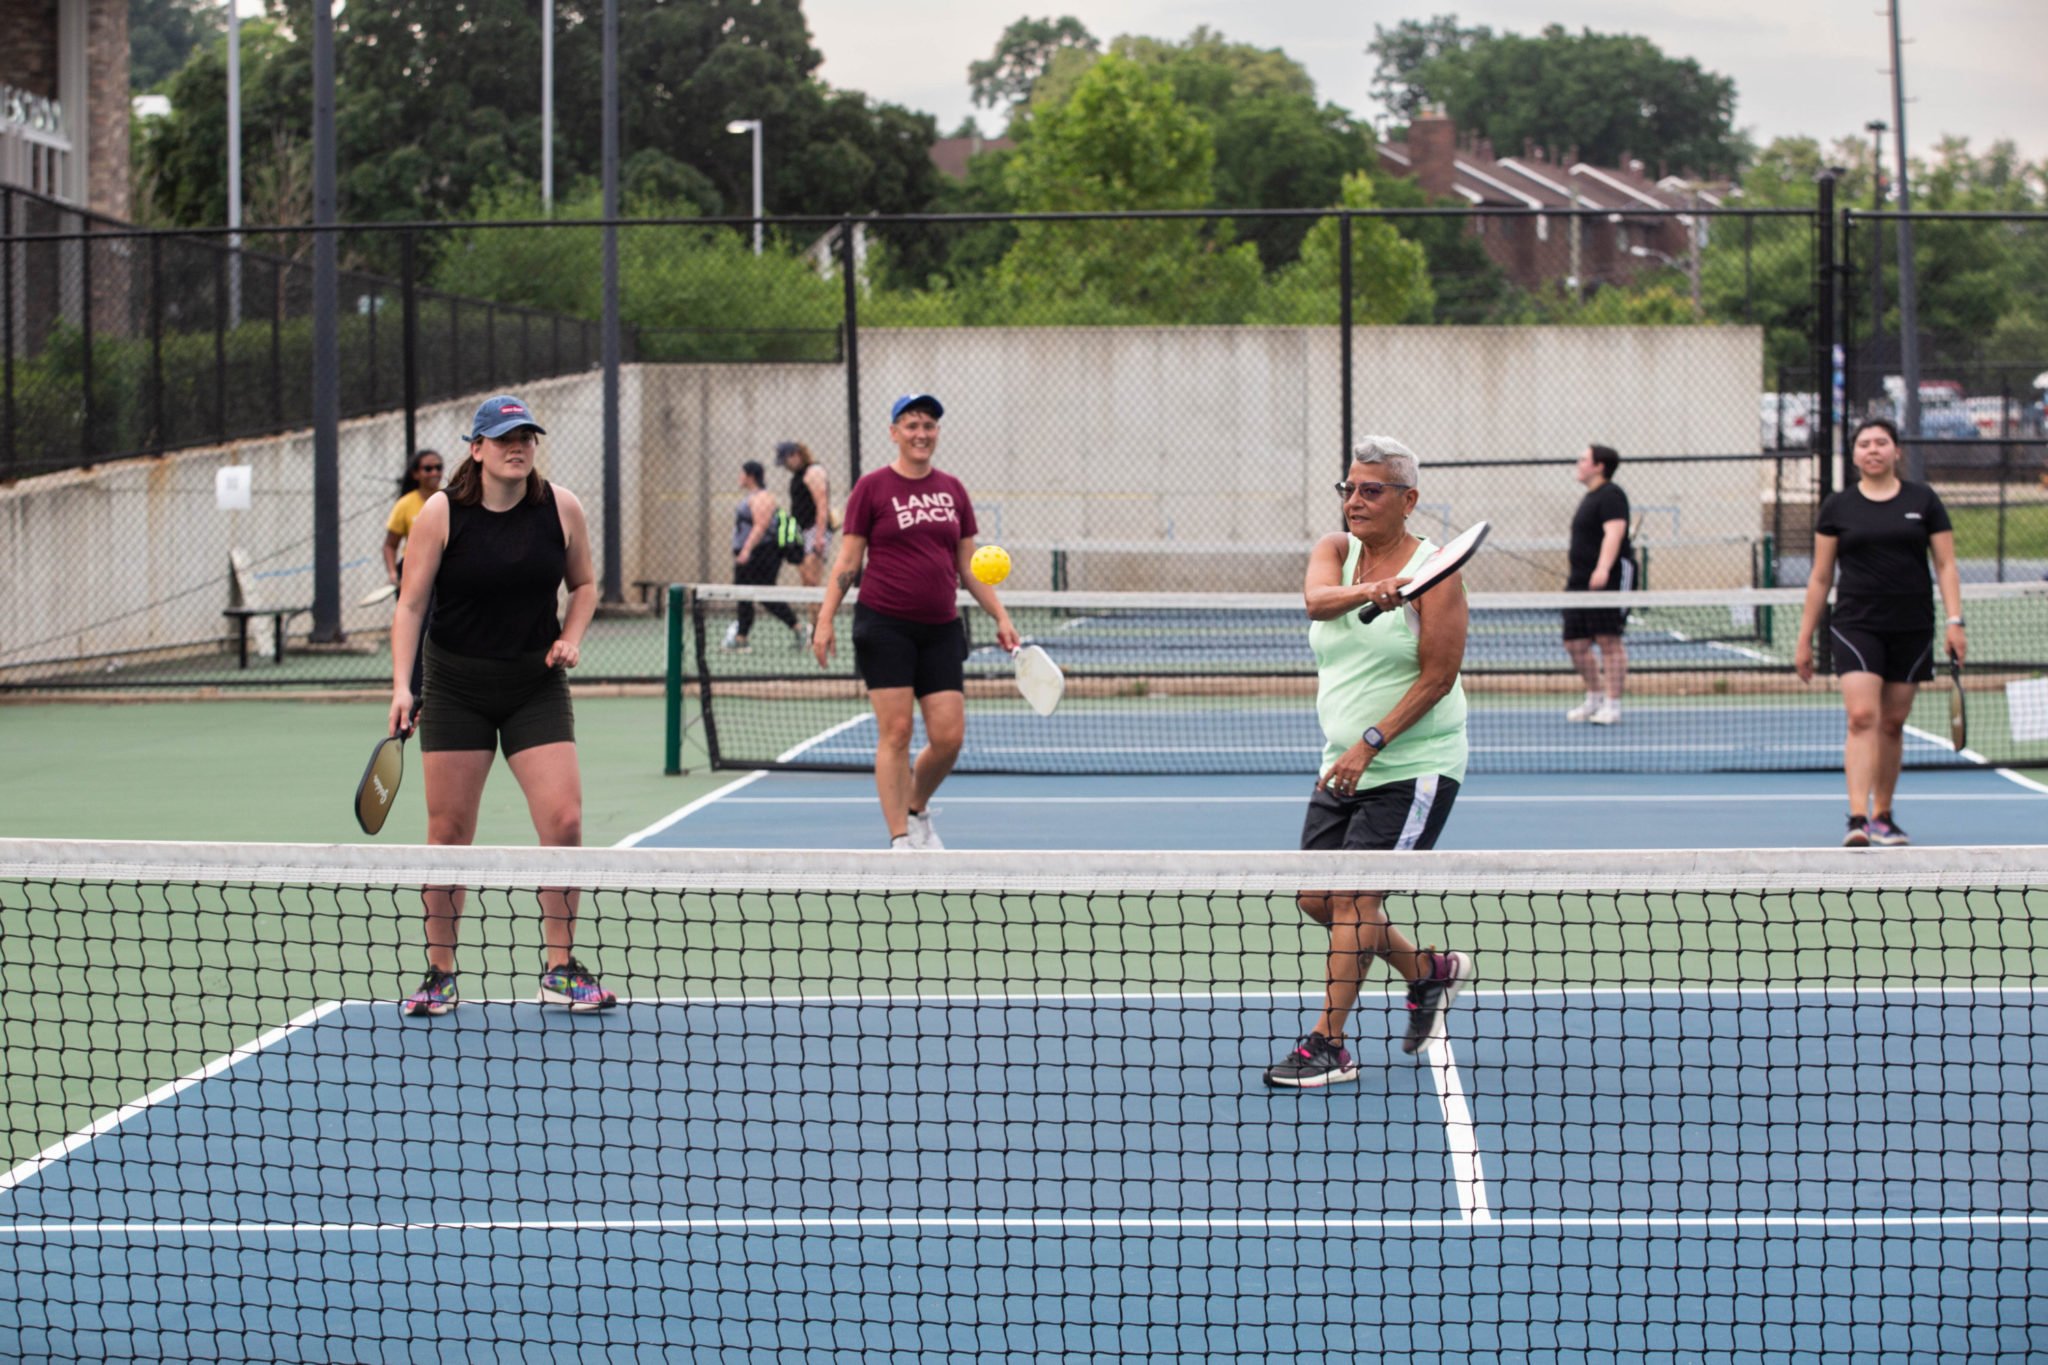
[4,839,2047,1358]
[681,582,2048,774]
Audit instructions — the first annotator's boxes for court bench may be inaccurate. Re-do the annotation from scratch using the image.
[222,604,312,668]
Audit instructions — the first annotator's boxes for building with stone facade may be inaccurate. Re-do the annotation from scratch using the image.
[2,0,130,218]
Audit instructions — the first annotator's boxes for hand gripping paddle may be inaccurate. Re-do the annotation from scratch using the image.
[1358,521,1490,624]
[1948,656,1967,754]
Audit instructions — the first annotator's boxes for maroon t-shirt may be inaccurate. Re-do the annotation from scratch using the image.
[844,465,978,623]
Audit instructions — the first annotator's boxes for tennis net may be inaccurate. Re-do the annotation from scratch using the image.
[679,582,2048,775]
[3,839,2045,1359]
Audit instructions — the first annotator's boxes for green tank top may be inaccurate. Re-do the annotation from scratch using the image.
[1306,537,1469,788]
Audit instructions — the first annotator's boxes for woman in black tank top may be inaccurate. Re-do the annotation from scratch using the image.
[388,394,617,1019]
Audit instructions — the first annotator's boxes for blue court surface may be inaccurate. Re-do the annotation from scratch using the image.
[4,987,2043,1358]
[627,765,2048,852]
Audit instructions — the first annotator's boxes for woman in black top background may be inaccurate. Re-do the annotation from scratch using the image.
[1794,417,1967,846]
[388,394,614,1016]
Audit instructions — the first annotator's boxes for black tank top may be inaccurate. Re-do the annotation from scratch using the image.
[431,483,566,658]
[788,467,819,531]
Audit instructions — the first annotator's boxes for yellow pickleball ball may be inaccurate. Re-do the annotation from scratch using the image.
[971,544,1012,586]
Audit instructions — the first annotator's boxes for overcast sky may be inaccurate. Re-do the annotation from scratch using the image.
[801,0,2048,167]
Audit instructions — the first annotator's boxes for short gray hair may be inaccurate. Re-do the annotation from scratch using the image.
[1352,434,1419,488]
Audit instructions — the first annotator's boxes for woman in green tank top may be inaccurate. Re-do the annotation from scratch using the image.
[1264,437,1477,1088]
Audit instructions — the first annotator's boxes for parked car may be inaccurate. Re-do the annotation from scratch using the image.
[1760,393,1814,449]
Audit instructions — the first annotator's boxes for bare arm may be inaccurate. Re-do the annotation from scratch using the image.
[811,533,868,665]
[1793,533,1839,682]
[551,488,598,667]
[1589,519,1627,589]
[1302,533,1411,620]
[957,537,1020,652]
[388,494,449,734]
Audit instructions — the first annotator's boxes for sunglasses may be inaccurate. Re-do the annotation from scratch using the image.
[418,464,444,473]
[1334,480,1411,500]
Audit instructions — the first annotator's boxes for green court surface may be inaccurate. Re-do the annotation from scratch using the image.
[0,694,719,845]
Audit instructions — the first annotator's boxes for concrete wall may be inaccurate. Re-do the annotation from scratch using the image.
[1,323,1763,677]
[0,370,639,677]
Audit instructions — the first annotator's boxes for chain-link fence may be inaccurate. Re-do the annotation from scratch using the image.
[6,201,2033,691]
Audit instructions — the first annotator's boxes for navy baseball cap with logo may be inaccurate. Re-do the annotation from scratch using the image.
[890,393,944,422]
[469,394,547,440]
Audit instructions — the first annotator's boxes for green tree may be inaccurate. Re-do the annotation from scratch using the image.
[969,16,1098,112]
[995,55,1262,323]
[1384,21,1742,177]
[132,16,309,231]
[1250,172,1435,324]
[1366,15,1488,123]
[131,0,224,91]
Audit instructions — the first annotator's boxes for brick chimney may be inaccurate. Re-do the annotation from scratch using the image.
[1409,109,1456,200]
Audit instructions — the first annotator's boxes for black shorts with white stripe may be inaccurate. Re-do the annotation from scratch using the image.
[1300,773,1461,853]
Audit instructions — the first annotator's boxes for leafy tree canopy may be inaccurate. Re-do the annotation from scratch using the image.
[969,15,1099,113]
[131,0,225,92]
[1373,18,1743,178]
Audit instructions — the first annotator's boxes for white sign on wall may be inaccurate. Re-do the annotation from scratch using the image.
[215,465,252,511]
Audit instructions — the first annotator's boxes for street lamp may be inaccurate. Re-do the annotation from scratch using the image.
[726,119,763,255]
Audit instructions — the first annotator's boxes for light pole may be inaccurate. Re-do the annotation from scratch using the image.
[727,119,763,255]
[1866,119,1886,358]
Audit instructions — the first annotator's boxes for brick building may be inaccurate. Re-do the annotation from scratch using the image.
[1,0,130,217]
[1378,111,1721,297]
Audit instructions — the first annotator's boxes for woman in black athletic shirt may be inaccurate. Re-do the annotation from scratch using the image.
[388,394,615,1017]
[1794,417,1967,846]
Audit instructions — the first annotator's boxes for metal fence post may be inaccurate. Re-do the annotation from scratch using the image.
[80,224,94,463]
[402,230,418,462]
[1339,212,1354,469]
[841,217,861,480]
[1812,177,1837,500]
[1,191,13,478]
[149,233,164,452]
[214,243,228,435]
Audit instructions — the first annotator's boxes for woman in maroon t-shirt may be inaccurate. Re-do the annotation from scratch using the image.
[813,393,1021,849]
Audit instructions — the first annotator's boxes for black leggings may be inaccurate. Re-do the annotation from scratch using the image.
[734,549,797,636]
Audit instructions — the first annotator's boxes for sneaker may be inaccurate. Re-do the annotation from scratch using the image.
[1843,815,1870,847]
[1589,702,1622,725]
[720,621,740,649]
[1263,1032,1360,1088]
[1867,813,1910,847]
[907,809,944,850]
[1565,695,1603,722]
[537,958,617,1012]
[402,967,458,1018]
[1401,950,1472,1055]
[890,834,912,851]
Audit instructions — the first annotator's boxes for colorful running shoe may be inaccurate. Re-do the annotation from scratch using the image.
[1401,949,1472,1055]
[537,958,618,1012]
[402,967,458,1018]
[1263,1032,1360,1088]
[1843,815,1870,847]
[1867,813,1910,847]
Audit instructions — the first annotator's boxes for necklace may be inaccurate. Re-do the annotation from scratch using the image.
[1351,536,1412,584]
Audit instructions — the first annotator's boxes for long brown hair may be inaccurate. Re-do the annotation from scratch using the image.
[444,442,547,507]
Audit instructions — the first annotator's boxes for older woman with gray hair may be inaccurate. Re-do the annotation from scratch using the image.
[1265,436,1476,1088]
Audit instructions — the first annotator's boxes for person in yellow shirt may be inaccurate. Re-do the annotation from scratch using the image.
[383,449,445,589]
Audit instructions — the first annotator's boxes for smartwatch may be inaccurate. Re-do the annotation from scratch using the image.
[1946,617,1965,627]
[1362,726,1387,751]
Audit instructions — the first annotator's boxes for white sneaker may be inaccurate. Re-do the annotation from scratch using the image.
[719,622,743,651]
[1565,696,1603,722]
[890,834,912,852]
[907,810,943,850]
[1589,702,1622,725]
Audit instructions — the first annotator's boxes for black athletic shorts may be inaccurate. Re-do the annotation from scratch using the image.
[1560,563,1636,641]
[1301,774,1462,852]
[419,639,576,756]
[852,603,967,697]
[1829,623,1936,684]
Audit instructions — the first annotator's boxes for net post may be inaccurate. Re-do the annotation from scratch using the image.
[664,585,686,774]
[691,591,724,769]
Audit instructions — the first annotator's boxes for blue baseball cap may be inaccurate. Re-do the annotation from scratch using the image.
[468,394,547,440]
[890,393,944,422]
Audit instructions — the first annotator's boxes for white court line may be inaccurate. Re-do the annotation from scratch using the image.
[614,713,875,846]
[707,792,2047,805]
[609,983,2044,1006]
[1901,720,2048,796]
[1425,1033,1492,1224]
[5,1211,2044,1238]
[0,999,345,1196]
